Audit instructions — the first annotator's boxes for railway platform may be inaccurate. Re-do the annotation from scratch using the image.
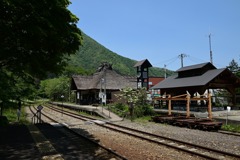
[53,102,240,124]
[0,123,120,160]
[0,124,62,160]
[51,102,123,122]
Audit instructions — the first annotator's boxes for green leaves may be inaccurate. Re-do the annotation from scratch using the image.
[0,0,82,102]
[116,87,152,121]
[117,87,148,105]
[0,0,82,78]
[39,76,69,100]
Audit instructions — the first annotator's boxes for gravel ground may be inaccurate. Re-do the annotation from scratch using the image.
[115,120,240,155]
[72,122,204,160]
[26,106,240,160]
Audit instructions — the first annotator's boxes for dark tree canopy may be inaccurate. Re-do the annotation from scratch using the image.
[0,0,82,102]
[0,0,82,78]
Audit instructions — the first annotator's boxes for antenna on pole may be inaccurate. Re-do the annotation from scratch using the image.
[209,33,213,64]
[178,53,187,68]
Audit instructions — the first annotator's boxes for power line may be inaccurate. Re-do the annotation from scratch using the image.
[153,56,179,70]
[153,56,179,66]
[188,55,208,64]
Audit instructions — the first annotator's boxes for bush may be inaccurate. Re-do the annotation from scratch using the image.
[114,103,128,111]
[132,104,155,118]
[110,103,128,117]
[221,124,240,132]
[111,103,155,120]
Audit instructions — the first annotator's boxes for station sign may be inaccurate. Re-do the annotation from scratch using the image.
[37,105,43,111]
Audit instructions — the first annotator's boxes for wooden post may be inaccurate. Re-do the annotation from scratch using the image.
[168,94,172,116]
[186,94,190,118]
[208,93,212,119]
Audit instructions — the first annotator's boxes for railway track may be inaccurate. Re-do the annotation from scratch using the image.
[218,130,240,137]
[29,106,127,160]
[35,104,240,160]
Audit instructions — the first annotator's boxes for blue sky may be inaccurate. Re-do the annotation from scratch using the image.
[69,0,240,71]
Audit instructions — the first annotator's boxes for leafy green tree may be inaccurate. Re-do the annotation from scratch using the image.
[39,76,70,101]
[218,59,240,104]
[62,65,92,77]
[227,59,239,74]
[117,87,152,121]
[0,0,82,107]
[227,59,240,94]
[0,69,38,115]
[117,87,138,121]
[0,0,82,78]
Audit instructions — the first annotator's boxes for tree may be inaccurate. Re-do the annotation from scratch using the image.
[0,0,82,78]
[227,59,239,74]
[0,69,38,115]
[39,76,70,101]
[62,65,92,77]
[117,87,150,121]
[0,0,82,105]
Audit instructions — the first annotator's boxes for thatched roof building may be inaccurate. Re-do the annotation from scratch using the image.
[71,70,136,91]
[71,62,136,104]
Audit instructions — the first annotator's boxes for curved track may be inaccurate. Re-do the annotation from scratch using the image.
[37,104,240,160]
[29,106,127,160]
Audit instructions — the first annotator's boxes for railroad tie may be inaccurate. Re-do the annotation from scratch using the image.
[27,125,64,160]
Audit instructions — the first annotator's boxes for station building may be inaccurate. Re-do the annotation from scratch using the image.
[70,62,136,105]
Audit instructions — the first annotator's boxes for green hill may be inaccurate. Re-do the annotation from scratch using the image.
[68,32,173,76]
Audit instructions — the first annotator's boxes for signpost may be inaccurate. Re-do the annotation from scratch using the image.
[37,105,43,123]
[226,106,231,125]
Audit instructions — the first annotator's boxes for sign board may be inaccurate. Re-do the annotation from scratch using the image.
[37,105,43,111]
[227,106,231,112]
[102,94,106,103]
[99,92,104,99]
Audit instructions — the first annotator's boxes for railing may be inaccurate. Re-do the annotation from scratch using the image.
[31,109,43,124]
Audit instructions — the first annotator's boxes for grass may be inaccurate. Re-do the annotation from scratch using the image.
[133,116,153,123]
[221,124,240,133]
[4,106,30,125]
[0,101,32,125]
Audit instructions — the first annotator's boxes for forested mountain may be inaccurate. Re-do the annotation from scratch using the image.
[68,32,173,76]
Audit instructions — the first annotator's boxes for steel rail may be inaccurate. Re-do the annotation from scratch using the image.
[29,106,127,160]
[45,104,240,160]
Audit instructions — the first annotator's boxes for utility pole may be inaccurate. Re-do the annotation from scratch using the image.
[178,53,187,68]
[164,64,167,79]
[209,33,213,64]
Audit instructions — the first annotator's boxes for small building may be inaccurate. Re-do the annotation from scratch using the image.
[148,77,165,97]
[70,62,136,105]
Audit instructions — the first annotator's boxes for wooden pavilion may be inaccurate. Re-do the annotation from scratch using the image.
[152,62,240,118]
